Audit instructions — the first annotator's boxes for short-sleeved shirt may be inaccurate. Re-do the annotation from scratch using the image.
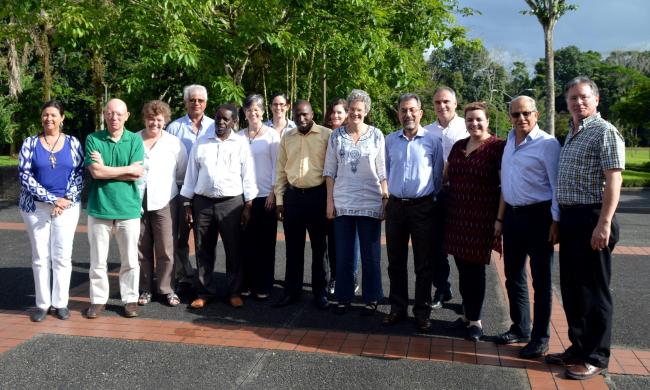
[85,129,145,219]
[557,113,625,206]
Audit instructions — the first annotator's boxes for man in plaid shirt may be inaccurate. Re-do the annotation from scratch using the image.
[546,76,625,380]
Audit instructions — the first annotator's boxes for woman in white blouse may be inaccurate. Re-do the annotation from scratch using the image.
[137,100,188,306]
[239,94,280,300]
[324,89,388,315]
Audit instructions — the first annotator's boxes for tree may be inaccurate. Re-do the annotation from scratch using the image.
[523,0,577,135]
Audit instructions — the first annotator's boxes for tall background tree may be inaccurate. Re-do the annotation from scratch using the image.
[523,0,576,135]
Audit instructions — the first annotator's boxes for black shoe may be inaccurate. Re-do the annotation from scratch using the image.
[467,325,483,342]
[334,303,349,315]
[519,341,549,359]
[382,311,407,326]
[416,318,433,332]
[494,330,530,345]
[272,295,299,308]
[314,296,329,310]
[361,302,377,316]
[55,307,70,320]
[30,309,47,322]
[431,290,453,309]
[545,350,581,366]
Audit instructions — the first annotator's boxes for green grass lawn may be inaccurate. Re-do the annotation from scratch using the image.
[0,155,18,167]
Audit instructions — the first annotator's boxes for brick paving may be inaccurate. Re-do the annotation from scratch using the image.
[1,221,648,389]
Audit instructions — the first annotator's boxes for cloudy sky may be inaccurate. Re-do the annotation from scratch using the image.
[455,0,650,68]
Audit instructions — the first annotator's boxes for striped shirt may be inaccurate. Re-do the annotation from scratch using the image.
[556,113,625,205]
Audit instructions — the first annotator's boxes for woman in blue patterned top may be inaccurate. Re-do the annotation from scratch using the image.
[18,100,84,322]
[324,89,388,315]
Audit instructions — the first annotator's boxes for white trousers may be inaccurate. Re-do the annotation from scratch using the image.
[87,216,140,304]
[21,202,80,310]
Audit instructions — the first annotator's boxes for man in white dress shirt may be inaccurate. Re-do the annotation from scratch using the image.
[423,87,468,309]
[180,104,257,309]
[166,85,215,291]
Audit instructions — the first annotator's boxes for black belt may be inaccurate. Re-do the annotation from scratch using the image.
[287,183,325,193]
[559,203,601,211]
[195,194,237,203]
[505,200,552,214]
[388,194,434,205]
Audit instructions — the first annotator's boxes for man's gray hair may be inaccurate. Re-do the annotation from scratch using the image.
[508,95,537,112]
[564,76,600,97]
[433,86,457,100]
[183,84,208,101]
[397,93,422,108]
[347,89,372,114]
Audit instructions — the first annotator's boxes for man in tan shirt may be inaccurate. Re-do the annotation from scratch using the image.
[273,100,332,309]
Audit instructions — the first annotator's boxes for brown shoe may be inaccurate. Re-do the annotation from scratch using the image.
[230,295,244,308]
[86,304,105,319]
[565,362,606,380]
[190,297,207,309]
[382,311,406,326]
[124,302,139,318]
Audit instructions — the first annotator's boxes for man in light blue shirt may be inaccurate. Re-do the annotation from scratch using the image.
[166,84,215,292]
[495,95,560,359]
[382,93,444,332]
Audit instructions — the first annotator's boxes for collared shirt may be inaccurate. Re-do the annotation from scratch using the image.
[501,125,561,221]
[166,114,214,155]
[238,125,280,198]
[424,115,469,162]
[385,126,444,198]
[180,129,257,201]
[274,123,332,206]
[557,113,625,206]
[323,125,386,219]
[138,131,188,211]
[263,119,296,137]
[84,129,144,220]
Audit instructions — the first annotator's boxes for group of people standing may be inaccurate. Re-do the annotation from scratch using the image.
[19,76,623,381]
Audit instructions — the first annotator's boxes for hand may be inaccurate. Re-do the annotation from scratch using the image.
[494,220,503,238]
[380,198,388,220]
[241,201,252,227]
[127,161,145,178]
[264,193,276,211]
[90,151,104,166]
[326,200,336,220]
[591,220,611,251]
[548,221,559,245]
[185,206,193,225]
[276,205,284,221]
[51,205,64,217]
[55,197,71,209]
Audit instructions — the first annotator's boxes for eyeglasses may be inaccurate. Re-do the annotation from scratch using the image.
[272,103,287,107]
[510,111,535,118]
[188,98,206,104]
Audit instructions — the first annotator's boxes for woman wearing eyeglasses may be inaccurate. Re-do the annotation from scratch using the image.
[264,93,296,137]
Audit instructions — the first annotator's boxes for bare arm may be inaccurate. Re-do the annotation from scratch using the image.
[591,168,622,250]
[325,176,335,219]
[86,151,143,181]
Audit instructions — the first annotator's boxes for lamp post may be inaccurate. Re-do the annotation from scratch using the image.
[490,88,535,136]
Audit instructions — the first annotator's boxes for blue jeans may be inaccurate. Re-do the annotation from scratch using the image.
[333,215,383,304]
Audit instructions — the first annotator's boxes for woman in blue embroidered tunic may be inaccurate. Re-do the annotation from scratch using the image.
[18,101,84,322]
[324,89,388,314]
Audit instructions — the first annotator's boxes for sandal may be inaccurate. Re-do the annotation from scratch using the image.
[167,293,181,307]
[138,292,152,306]
[334,303,349,315]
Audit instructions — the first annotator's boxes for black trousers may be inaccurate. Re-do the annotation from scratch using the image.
[502,201,554,343]
[454,258,486,321]
[559,204,618,368]
[385,195,435,320]
[193,195,244,298]
[281,184,328,299]
[432,188,451,295]
[241,196,278,295]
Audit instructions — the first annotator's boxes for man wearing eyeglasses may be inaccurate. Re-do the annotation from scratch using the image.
[166,85,215,294]
[495,95,560,360]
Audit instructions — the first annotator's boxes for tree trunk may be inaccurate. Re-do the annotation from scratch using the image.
[40,20,52,102]
[6,37,21,156]
[544,25,555,136]
[305,45,316,102]
[322,49,327,116]
[91,52,105,131]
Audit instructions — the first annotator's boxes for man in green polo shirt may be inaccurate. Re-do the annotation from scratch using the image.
[84,98,145,319]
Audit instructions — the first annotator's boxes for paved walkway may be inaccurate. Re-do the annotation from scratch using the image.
[1,198,649,389]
